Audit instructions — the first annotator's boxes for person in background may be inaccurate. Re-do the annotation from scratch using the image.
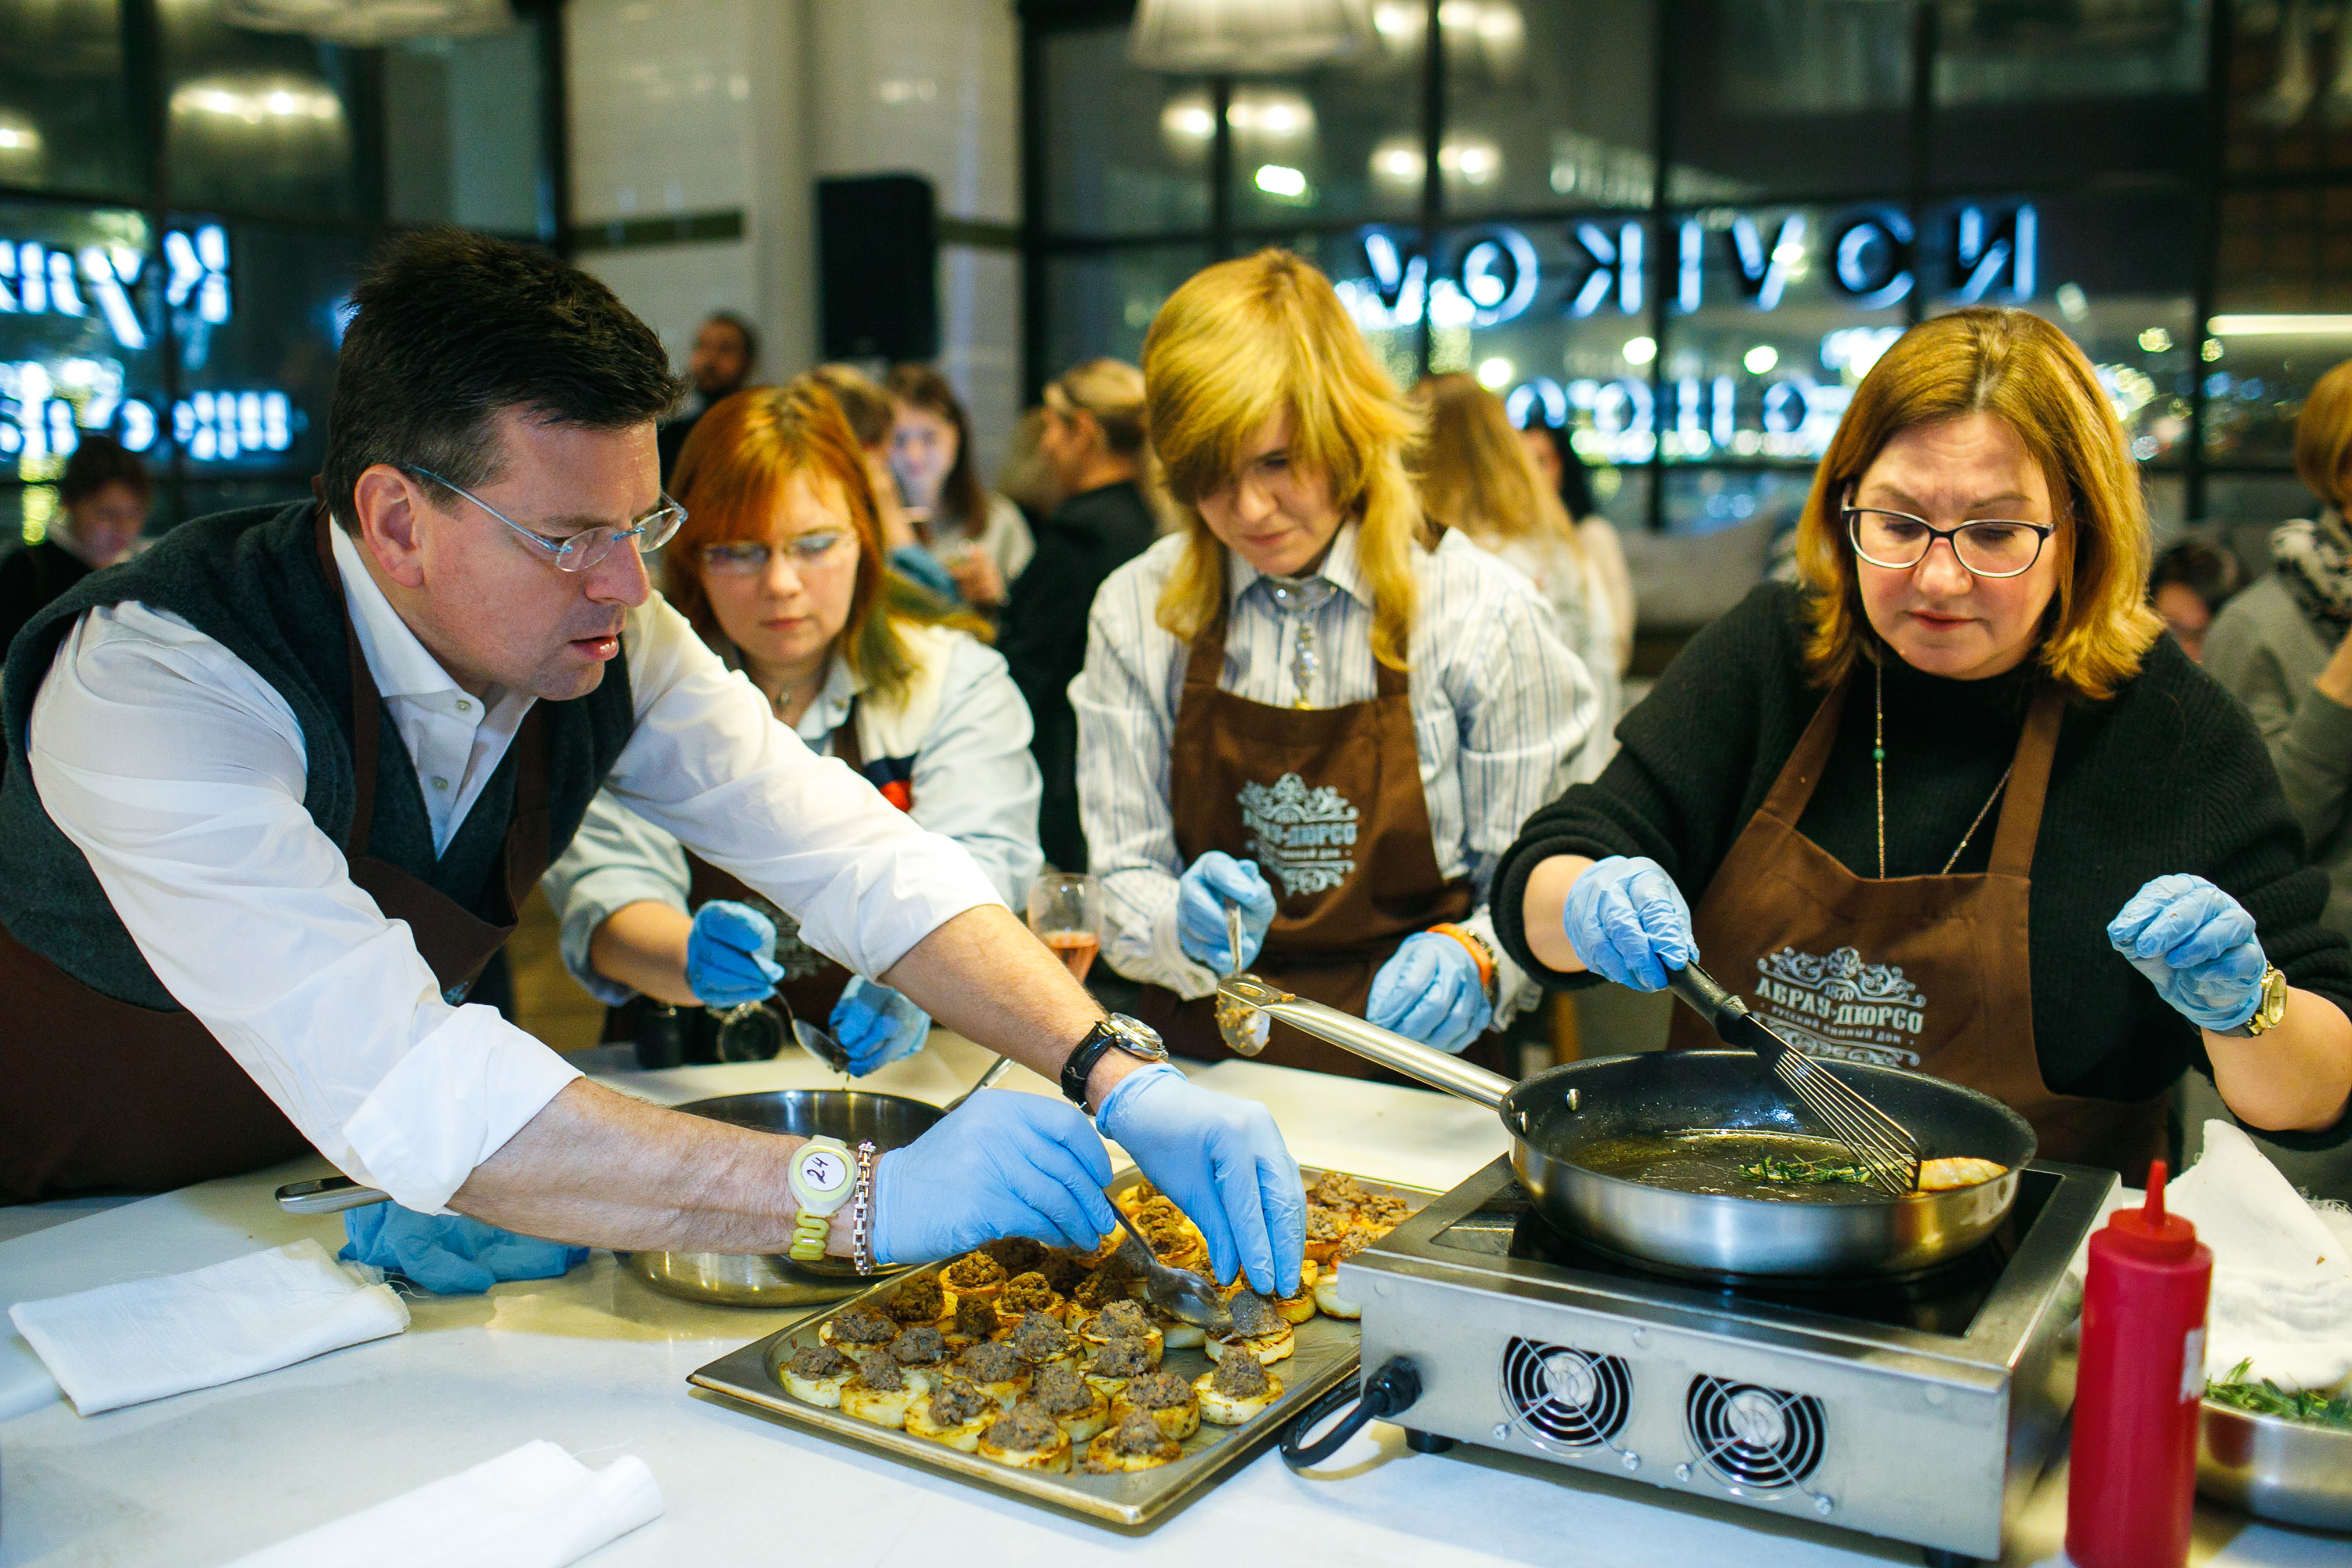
[1416,374,1622,779]
[2150,539,2243,662]
[995,407,1061,535]
[656,312,758,483]
[545,376,1042,1072]
[1519,417,1635,677]
[2208,357,2352,944]
[809,364,964,606]
[998,359,1162,874]
[0,435,151,655]
[1076,252,1595,1076]
[886,364,1035,616]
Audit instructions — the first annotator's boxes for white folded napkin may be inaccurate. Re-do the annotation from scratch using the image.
[224,1439,663,1568]
[8,1239,408,1415]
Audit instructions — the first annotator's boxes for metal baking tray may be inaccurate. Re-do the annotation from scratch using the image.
[687,1167,1431,1527]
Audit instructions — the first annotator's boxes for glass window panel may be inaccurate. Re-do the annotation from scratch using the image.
[1660,464,1813,539]
[0,0,141,199]
[1443,0,1654,218]
[0,201,164,495]
[178,474,310,521]
[2198,321,2352,468]
[2225,1,2352,181]
[1042,244,1211,377]
[1042,25,1210,238]
[169,217,366,479]
[2200,474,2319,575]
[165,4,365,220]
[1278,227,1424,391]
[1930,0,2206,188]
[1668,0,1914,203]
[1226,5,1425,228]
[384,20,549,238]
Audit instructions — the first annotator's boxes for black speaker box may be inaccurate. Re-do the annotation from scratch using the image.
[817,173,938,361]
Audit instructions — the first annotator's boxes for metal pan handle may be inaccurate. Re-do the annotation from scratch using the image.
[275,1176,390,1214]
[1214,978,1515,1109]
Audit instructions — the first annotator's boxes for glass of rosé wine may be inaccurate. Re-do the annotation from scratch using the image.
[1027,872,1102,983]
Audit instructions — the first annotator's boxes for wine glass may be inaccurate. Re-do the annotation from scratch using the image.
[1027,872,1102,985]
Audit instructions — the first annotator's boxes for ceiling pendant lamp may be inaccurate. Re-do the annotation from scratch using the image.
[1127,0,1377,75]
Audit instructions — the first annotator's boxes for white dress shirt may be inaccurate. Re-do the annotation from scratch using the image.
[26,526,1002,1213]
[543,625,1044,1006]
[1073,524,1595,1029]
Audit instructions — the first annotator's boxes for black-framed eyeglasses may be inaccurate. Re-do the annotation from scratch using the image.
[1844,506,2054,580]
[405,466,687,575]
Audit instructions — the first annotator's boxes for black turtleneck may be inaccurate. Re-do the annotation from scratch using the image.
[1494,581,2352,1141]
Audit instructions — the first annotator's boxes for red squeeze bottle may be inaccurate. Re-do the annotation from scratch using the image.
[2066,1160,2214,1568]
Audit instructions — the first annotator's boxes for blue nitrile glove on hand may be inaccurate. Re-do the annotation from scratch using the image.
[2107,873,2269,1032]
[1561,855,1696,992]
[1096,1062,1305,1298]
[685,899,784,1009]
[870,1090,1119,1264]
[340,1205,587,1296]
[1367,931,1493,1054]
[1177,851,1277,972]
[830,975,931,1075]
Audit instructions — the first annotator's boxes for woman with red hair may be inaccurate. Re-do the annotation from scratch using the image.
[545,375,1042,1069]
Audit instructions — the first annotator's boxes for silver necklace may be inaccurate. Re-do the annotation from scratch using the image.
[1874,656,2011,880]
[1265,573,1336,710]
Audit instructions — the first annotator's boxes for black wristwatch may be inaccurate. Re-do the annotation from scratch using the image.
[1059,1014,1169,1109]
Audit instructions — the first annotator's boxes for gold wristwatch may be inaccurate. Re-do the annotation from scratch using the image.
[2226,965,2290,1038]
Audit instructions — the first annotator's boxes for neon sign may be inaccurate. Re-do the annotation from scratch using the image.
[0,222,299,466]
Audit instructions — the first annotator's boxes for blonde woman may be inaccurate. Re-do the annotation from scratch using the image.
[1073,251,1596,1073]
[1414,372,1622,779]
[1502,307,2352,1171]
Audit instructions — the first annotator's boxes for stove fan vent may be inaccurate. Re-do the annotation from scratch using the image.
[1684,1375,1826,1493]
[1499,1338,1631,1450]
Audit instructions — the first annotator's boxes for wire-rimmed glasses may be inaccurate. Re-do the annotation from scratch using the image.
[1844,506,2054,581]
[405,465,687,574]
[695,531,855,576]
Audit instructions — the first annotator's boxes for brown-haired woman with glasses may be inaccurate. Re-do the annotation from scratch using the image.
[1497,307,2352,1172]
[544,376,1043,1071]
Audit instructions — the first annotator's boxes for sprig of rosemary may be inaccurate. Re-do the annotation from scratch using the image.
[2205,1359,2352,1429]
[1737,1156,1871,1186]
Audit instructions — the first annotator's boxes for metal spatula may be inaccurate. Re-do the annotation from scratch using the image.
[1665,962,1922,1195]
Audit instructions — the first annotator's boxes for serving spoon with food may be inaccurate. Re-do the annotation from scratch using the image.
[1105,1203,1236,1334]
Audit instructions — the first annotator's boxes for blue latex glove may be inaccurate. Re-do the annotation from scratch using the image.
[340,1205,586,1296]
[870,1090,1119,1265]
[1560,855,1696,992]
[685,898,785,1009]
[1367,931,1494,1054]
[830,976,932,1075]
[1177,851,1277,972]
[1096,1062,1305,1297]
[2106,873,2268,1032]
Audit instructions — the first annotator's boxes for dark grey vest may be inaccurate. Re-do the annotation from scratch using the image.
[0,500,634,1009]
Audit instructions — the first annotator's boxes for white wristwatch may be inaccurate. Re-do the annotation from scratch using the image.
[787,1135,855,1262]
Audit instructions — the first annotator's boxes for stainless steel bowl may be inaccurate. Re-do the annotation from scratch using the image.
[619,1089,948,1307]
[2198,1398,2352,1532]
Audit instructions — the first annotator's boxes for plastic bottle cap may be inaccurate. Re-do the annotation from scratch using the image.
[2100,1158,2199,1261]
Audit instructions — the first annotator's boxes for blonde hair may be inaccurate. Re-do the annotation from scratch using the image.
[1142,249,1427,670]
[1794,307,2161,702]
[1044,358,1149,458]
[1411,372,1582,561]
[2295,358,2352,511]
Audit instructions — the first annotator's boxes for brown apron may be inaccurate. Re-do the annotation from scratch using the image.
[1664,669,2168,1174]
[0,512,553,1200]
[1133,612,1508,1080]
[601,704,871,1047]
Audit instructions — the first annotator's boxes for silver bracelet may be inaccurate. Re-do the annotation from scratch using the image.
[851,1140,878,1276]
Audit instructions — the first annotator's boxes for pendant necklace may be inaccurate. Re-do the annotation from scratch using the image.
[1265,573,1337,710]
[1875,655,2012,880]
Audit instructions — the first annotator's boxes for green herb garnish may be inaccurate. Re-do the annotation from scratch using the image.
[1737,1156,1871,1186]
[2205,1359,2352,1430]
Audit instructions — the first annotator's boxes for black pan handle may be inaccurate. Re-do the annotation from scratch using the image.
[1280,1357,1423,1470]
[1665,962,1788,1069]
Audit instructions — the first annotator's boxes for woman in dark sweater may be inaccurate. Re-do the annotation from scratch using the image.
[1496,307,2352,1171]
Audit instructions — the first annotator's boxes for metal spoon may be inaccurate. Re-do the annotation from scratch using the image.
[1107,1203,1234,1334]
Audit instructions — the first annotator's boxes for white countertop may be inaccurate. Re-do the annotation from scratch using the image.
[0,1039,2335,1568]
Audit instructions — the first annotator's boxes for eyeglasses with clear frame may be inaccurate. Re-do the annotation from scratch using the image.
[1843,505,2055,580]
[695,531,856,576]
[404,465,687,574]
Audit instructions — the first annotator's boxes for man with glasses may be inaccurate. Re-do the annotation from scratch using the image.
[0,231,1306,1303]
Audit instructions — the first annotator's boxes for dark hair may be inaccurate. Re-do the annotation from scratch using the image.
[704,310,759,368]
[59,434,151,506]
[885,362,986,527]
[2150,538,2244,614]
[1523,420,1594,521]
[810,363,895,448]
[324,228,682,526]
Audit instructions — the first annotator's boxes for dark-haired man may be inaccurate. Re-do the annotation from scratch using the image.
[0,232,1304,1298]
[656,311,758,483]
